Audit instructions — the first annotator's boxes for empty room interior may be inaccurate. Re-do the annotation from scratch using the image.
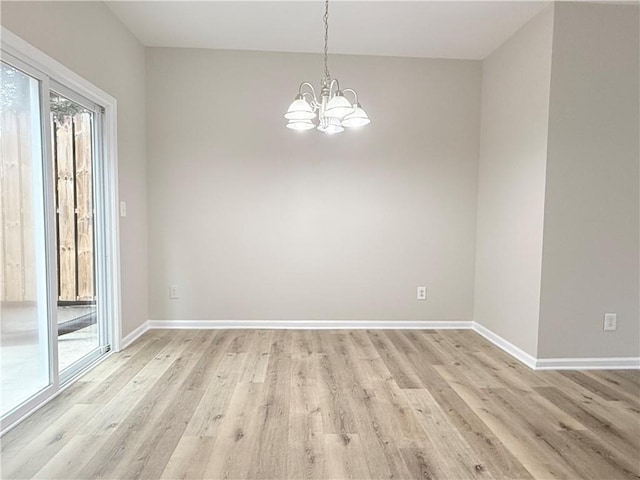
[0,0,639,478]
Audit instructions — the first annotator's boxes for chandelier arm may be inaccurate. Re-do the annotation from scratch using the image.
[301,92,320,110]
[328,78,340,96]
[342,88,358,105]
[300,92,314,101]
[298,81,318,100]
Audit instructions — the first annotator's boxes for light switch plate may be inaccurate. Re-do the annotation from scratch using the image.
[604,313,617,331]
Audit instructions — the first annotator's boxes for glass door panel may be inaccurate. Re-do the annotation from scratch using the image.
[49,90,101,375]
[0,61,52,417]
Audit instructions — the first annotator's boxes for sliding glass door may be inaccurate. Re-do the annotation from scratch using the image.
[0,52,113,429]
[50,85,107,380]
[0,59,53,418]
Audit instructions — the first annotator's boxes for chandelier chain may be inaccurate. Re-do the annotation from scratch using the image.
[323,0,331,81]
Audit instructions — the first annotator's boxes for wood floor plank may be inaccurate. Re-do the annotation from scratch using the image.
[0,380,87,456]
[582,370,640,408]
[586,370,640,398]
[184,351,250,437]
[561,370,640,406]
[430,366,537,479]
[400,330,450,365]
[2,329,638,480]
[345,330,379,359]
[246,345,291,479]
[1,404,94,479]
[76,333,209,478]
[323,433,370,480]
[112,387,205,479]
[80,330,196,436]
[447,382,571,479]
[534,385,640,463]
[160,435,216,480]
[31,434,102,480]
[202,381,263,479]
[78,334,155,382]
[316,351,359,435]
[368,330,424,389]
[403,388,493,479]
[288,374,324,479]
[74,332,182,405]
[541,370,640,423]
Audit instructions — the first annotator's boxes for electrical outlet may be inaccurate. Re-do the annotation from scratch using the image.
[417,286,427,300]
[603,313,617,331]
[169,285,179,299]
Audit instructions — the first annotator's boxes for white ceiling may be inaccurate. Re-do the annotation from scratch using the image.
[106,1,550,60]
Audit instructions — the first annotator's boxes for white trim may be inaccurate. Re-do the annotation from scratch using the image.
[121,321,150,349]
[101,95,122,352]
[471,322,538,369]
[147,319,473,330]
[535,357,640,370]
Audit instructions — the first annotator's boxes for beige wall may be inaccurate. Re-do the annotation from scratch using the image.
[474,7,554,357]
[538,2,640,358]
[1,2,148,336]
[146,48,481,321]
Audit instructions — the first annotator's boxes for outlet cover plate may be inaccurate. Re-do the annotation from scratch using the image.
[417,286,427,300]
[170,285,179,299]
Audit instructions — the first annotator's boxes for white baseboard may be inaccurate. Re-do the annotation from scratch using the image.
[120,319,637,371]
[120,320,149,350]
[146,319,473,330]
[535,357,640,370]
[471,322,639,370]
[471,322,538,369]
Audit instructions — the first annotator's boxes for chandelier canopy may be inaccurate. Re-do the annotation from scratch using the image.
[284,0,370,134]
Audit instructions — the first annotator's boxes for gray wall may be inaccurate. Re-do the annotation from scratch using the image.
[1,1,148,337]
[146,48,482,321]
[475,2,639,360]
[538,2,640,358]
[474,7,554,357]
[3,1,637,361]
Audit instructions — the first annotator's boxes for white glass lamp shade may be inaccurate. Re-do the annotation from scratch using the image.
[324,92,355,119]
[286,119,315,131]
[317,117,344,135]
[342,103,371,128]
[285,95,316,121]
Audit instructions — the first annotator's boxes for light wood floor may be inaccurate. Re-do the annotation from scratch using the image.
[1,329,639,479]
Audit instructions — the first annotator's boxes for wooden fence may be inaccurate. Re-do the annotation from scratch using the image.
[1,110,36,302]
[1,110,95,302]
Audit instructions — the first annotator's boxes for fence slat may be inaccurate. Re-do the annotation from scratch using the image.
[19,111,37,301]
[1,110,25,301]
[56,115,76,301]
[74,113,94,301]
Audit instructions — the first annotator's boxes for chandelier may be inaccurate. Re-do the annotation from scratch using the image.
[284,0,370,134]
